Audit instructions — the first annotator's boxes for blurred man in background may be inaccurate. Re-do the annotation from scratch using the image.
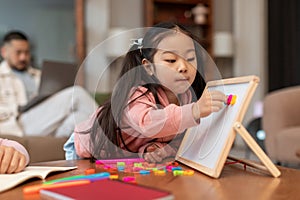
[0,31,97,137]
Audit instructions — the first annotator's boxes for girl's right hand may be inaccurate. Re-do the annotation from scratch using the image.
[143,143,176,163]
[192,89,226,119]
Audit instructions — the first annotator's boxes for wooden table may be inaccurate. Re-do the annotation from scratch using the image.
[1,159,300,200]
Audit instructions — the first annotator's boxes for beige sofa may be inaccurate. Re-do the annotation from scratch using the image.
[263,86,300,165]
[0,134,68,163]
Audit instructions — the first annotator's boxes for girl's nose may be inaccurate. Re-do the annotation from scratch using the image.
[177,59,188,73]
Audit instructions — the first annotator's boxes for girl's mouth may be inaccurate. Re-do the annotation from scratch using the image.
[176,77,189,82]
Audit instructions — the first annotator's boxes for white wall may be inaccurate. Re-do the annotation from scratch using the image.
[233,0,267,147]
[233,0,267,121]
[84,0,110,93]
[0,0,76,68]
[84,0,143,93]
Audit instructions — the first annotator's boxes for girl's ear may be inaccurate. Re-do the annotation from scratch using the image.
[142,58,154,76]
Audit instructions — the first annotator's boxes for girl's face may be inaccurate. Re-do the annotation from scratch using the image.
[148,31,197,95]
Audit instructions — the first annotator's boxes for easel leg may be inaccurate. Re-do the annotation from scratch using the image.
[233,122,281,178]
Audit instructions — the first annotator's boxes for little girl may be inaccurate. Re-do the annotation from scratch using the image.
[64,22,226,162]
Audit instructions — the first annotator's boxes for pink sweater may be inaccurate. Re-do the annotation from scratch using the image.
[0,138,30,165]
[74,86,199,158]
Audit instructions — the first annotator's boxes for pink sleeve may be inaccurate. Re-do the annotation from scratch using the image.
[74,132,92,158]
[0,138,30,165]
[73,108,101,158]
[124,96,199,138]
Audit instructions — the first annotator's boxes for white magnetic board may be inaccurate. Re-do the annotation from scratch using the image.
[176,76,259,178]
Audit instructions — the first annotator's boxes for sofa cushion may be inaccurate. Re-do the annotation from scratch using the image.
[0,134,68,163]
[26,136,68,163]
[276,127,300,163]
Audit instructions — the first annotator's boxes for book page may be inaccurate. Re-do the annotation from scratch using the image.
[0,166,77,193]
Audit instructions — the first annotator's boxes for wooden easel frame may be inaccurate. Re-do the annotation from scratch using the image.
[231,122,281,177]
[176,76,281,178]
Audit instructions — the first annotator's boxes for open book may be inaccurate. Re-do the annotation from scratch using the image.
[0,166,77,193]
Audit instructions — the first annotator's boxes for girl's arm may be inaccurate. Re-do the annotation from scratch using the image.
[124,97,199,138]
[124,88,226,139]
[72,108,102,159]
[73,132,92,158]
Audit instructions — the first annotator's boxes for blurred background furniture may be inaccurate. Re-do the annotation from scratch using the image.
[0,134,68,163]
[262,86,300,165]
[144,0,213,55]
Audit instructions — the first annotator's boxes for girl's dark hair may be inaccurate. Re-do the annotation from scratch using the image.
[86,22,207,159]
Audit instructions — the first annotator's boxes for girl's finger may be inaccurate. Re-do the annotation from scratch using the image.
[212,101,224,109]
[211,106,222,112]
[150,151,162,163]
[15,155,26,173]
[210,91,226,102]
[145,153,156,163]
[6,151,19,174]
[0,147,13,173]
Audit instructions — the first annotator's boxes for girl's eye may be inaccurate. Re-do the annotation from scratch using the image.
[187,57,195,62]
[165,59,176,63]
